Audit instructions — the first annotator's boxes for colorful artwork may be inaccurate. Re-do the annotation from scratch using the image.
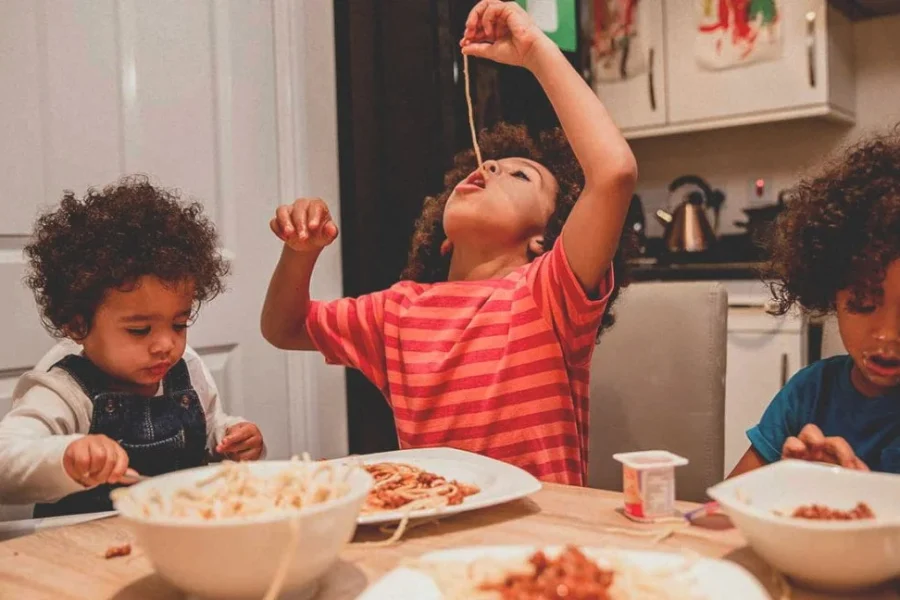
[515,0,578,52]
[591,0,646,83]
[695,0,783,70]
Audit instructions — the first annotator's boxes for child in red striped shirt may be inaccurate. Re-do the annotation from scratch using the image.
[262,0,637,485]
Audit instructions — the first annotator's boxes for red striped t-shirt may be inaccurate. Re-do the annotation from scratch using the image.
[306,240,613,485]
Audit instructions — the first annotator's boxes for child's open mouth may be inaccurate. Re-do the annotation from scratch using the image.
[865,353,900,378]
[456,170,486,193]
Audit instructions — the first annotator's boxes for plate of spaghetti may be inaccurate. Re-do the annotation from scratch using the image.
[356,448,541,525]
[358,545,769,599]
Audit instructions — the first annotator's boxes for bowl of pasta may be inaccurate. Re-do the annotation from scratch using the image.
[112,457,372,600]
[707,460,900,592]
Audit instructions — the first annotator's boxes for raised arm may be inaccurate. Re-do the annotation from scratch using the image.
[462,0,636,292]
[260,198,338,350]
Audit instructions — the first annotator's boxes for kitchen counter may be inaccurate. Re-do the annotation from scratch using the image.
[628,259,765,282]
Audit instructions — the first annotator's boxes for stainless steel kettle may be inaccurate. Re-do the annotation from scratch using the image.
[655,175,725,253]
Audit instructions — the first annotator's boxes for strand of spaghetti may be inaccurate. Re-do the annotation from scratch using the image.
[357,498,445,547]
[463,53,483,169]
[594,523,689,541]
[261,516,301,600]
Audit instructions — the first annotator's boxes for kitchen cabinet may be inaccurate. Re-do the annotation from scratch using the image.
[592,0,855,139]
[592,0,667,130]
[724,307,808,475]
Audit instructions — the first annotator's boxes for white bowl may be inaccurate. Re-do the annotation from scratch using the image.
[707,460,900,592]
[113,460,372,600]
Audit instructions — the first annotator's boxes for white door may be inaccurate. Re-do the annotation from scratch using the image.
[0,0,346,518]
[592,0,667,131]
[664,0,829,124]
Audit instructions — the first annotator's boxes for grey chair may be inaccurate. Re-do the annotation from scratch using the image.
[588,281,728,502]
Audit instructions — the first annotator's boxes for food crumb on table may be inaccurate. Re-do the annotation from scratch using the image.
[104,544,132,559]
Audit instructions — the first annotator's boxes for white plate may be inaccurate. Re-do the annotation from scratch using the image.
[356,447,541,525]
[359,545,770,599]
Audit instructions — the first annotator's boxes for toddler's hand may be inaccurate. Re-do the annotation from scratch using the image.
[781,424,869,471]
[217,422,264,461]
[64,434,130,487]
[270,198,338,253]
[460,0,548,69]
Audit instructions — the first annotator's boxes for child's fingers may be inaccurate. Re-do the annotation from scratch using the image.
[87,442,109,479]
[465,1,492,40]
[223,426,255,449]
[224,435,261,455]
[307,201,329,231]
[322,220,339,242]
[95,451,118,485]
[852,456,870,472]
[797,423,826,452]
[109,446,130,483]
[823,436,859,469]
[93,438,124,484]
[64,446,90,485]
[289,204,309,238]
[275,205,294,236]
[781,436,808,459]
[482,1,507,39]
[462,43,494,60]
[234,446,263,461]
[270,218,287,241]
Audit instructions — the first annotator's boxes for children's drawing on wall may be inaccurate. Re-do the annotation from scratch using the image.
[591,0,647,82]
[695,0,783,70]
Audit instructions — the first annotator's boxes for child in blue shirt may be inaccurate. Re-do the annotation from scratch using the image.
[730,131,900,477]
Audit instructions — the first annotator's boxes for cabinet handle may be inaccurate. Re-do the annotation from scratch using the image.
[780,353,789,387]
[647,47,657,111]
[805,11,816,88]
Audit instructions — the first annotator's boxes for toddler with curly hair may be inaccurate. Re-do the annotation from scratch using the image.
[0,176,265,516]
[730,130,900,477]
[261,1,637,485]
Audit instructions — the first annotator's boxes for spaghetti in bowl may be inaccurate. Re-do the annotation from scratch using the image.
[112,458,371,600]
[707,460,900,592]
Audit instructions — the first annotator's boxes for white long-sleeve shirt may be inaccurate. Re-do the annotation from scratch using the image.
[0,340,252,505]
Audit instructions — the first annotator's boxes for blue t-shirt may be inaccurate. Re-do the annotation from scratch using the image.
[747,355,900,474]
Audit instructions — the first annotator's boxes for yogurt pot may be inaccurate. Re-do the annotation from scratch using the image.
[613,450,689,522]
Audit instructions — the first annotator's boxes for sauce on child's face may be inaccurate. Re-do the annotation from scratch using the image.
[78,276,194,396]
[837,259,900,397]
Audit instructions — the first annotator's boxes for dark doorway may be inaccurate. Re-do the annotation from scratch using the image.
[333,0,585,454]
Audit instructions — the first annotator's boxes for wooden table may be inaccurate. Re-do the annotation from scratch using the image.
[0,484,897,600]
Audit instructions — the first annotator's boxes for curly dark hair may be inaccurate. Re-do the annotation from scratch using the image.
[401,123,633,338]
[24,175,230,339]
[765,130,900,315]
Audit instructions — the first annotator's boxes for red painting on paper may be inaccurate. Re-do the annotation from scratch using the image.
[591,0,647,82]
[695,0,783,70]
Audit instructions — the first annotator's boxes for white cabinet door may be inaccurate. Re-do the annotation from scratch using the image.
[724,309,807,475]
[664,0,845,125]
[592,0,667,131]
